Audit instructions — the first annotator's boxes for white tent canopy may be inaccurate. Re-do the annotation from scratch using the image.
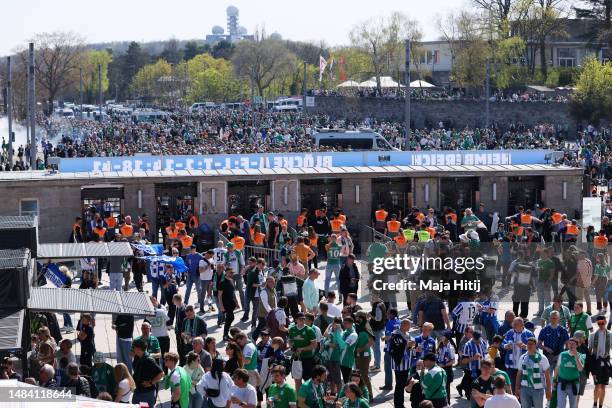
[409,79,436,88]
[336,80,360,88]
[359,76,404,88]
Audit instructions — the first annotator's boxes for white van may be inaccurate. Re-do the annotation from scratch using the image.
[313,129,398,151]
[190,102,215,113]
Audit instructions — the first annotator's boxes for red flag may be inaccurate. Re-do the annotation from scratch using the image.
[339,57,347,81]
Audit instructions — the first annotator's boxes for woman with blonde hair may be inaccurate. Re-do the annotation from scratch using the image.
[113,363,135,403]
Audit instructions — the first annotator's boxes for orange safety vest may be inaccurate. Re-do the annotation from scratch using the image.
[416,213,425,225]
[105,216,117,228]
[297,215,306,227]
[94,227,106,239]
[188,215,199,229]
[175,221,186,231]
[330,219,343,233]
[166,226,179,239]
[120,224,133,237]
[426,226,436,238]
[180,235,193,248]
[566,225,579,236]
[394,234,407,246]
[511,224,524,236]
[338,214,347,224]
[446,213,457,225]
[254,232,266,246]
[309,236,318,247]
[594,235,608,249]
[375,210,388,222]
[231,236,246,250]
[520,214,532,225]
[551,213,562,225]
[387,220,401,233]
[250,227,255,242]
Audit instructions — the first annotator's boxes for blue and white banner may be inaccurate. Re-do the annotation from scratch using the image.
[146,256,188,279]
[42,263,68,288]
[131,242,164,256]
[57,150,558,173]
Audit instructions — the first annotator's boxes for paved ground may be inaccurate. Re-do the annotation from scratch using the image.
[51,261,611,408]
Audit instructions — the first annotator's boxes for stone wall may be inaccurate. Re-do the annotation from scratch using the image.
[308,96,575,131]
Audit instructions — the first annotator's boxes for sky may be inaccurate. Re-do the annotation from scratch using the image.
[0,0,466,56]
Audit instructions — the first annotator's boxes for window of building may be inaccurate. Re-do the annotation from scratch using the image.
[558,48,577,67]
[20,199,39,216]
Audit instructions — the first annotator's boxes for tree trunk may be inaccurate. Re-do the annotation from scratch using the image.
[539,39,547,78]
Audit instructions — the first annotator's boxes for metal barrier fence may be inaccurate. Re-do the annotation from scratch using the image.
[361,224,393,243]
[242,244,282,266]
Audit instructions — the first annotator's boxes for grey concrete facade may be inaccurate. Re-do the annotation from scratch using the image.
[0,167,583,243]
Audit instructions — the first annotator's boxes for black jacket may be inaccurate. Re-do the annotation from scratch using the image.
[339,263,360,293]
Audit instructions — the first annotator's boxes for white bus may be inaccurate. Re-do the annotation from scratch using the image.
[313,129,398,151]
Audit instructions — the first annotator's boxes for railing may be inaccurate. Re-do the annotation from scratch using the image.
[215,229,281,265]
[361,224,393,243]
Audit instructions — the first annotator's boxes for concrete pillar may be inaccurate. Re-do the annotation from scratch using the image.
[200,181,227,227]
[270,179,300,225]
[479,176,509,218]
[413,178,439,210]
[543,175,582,219]
[341,178,372,230]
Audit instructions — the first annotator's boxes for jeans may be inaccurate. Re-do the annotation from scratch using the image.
[200,279,212,308]
[116,337,133,372]
[373,330,384,367]
[62,313,73,328]
[508,368,519,389]
[536,281,550,314]
[151,279,165,304]
[557,382,577,408]
[251,317,267,342]
[184,276,202,306]
[520,386,545,408]
[324,263,341,293]
[189,391,203,408]
[133,390,156,407]
[384,352,393,387]
[109,273,123,291]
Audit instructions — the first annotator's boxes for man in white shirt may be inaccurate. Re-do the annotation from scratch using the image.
[485,377,520,408]
[230,369,257,408]
[325,292,342,318]
[213,241,227,271]
[198,250,215,312]
[302,269,320,313]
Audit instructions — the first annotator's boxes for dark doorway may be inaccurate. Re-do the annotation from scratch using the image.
[227,180,270,218]
[372,178,412,221]
[155,182,197,242]
[508,177,544,215]
[440,177,480,211]
[301,178,341,211]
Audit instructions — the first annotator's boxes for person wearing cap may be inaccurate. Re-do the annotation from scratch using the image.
[422,353,448,408]
[515,337,552,408]
[184,245,203,308]
[554,337,584,408]
[91,351,116,396]
[463,329,489,381]
[288,312,317,392]
[224,242,245,311]
[588,315,612,408]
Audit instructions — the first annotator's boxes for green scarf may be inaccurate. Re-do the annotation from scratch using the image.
[521,351,544,389]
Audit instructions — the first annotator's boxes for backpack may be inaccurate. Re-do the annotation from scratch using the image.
[369,301,387,332]
[389,332,408,366]
[266,308,282,337]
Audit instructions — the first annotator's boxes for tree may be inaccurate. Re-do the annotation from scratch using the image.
[130,59,172,100]
[574,0,612,46]
[350,12,421,95]
[570,58,612,123]
[108,41,149,100]
[183,41,208,61]
[160,38,183,64]
[232,31,295,98]
[81,50,112,103]
[211,40,235,60]
[22,31,86,114]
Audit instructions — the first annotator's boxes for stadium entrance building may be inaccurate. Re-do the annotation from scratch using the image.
[0,149,583,243]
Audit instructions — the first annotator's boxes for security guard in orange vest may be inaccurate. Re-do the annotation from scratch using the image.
[337,210,347,225]
[231,235,246,250]
[178,230,194,252]
[374,205,388,233]
[72,217,83,242]
[252,225,266,246]
[93,221,107,241]
[551,210,563,226]
[594,230,608,251]
[386,214,401,238]
[119,215,134,238]
[105,214,117,229]
[563,220,580,242]
[166,220,179,240]
[296,208,308,230]
[330,214,344,234]
[175,219,186,231]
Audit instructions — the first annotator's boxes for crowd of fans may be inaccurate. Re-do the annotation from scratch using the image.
[6,191,612,408]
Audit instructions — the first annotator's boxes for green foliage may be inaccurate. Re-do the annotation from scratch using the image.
[186,55,239,102]
[130,59,172,99]
[545,69,560,88]
[570,58,612,124]
[81,50,112,102]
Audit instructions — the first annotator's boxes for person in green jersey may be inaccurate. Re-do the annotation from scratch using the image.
[340,382,370,408]
[334,316,359,383]
[461,208,481,232]
[325,234,342,294]
[488,358,513,394]
[554,337,585,408]
[288,313,317,392]
[297,365,330,408]
[569,302,593,337]
[337,371,370,401]
[536,250,556,316]
[234,332,260,387]
[422,353,448,408]
[268,366,297,408]
[163,351,192,408]
[91,352,116,396]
